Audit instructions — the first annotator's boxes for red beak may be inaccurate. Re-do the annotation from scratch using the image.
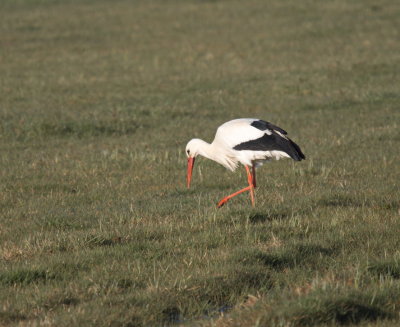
[187,157,195,188]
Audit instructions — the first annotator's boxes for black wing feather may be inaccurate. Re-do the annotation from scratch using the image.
[250,120,287,135]
[233,131,305,161]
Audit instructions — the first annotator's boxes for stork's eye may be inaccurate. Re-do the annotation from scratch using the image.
[187,150,190,155]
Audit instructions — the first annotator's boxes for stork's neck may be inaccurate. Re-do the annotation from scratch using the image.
[195,139,215,161]
[195,139,237,171]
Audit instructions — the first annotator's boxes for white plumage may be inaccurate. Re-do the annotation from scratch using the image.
[186,118,305,207]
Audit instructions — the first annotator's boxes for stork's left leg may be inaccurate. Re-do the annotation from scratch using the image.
[217,165,255,208]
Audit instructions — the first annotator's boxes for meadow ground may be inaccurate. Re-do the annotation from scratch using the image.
[1,0,400,326]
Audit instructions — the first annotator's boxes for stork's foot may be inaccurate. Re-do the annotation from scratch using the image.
[217,197,230,208]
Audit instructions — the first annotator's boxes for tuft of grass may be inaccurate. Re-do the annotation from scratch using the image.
[0,269,57,286]
[41,296,80,310]
[233,242,337,272]
[211,287,400,327]
[368,259,400,279]
[318,192,366,208]
[0,311,27,325]
[83,234,126,248]
[285,292,393,326]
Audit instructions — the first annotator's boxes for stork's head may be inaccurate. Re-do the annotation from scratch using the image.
[185,139,203,188]
[186,138,204,158]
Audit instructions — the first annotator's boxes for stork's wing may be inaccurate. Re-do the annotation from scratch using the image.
[214,118,305,162]
[250,120,287,135]
[233,132,305,161]
[213,118,266,149]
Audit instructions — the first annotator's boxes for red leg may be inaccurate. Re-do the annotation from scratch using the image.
[252,165,257,188]
[217,185,253,208]
[246,166,255,206]
[217,166,256,208]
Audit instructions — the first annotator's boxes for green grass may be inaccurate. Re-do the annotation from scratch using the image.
[1,0,400,326]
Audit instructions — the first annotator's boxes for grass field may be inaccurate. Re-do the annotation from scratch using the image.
[1,0,400,326]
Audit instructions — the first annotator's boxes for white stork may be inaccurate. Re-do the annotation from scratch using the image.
[186,118,305,207]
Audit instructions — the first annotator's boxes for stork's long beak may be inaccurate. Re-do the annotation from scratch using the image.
[187,157,195,188]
